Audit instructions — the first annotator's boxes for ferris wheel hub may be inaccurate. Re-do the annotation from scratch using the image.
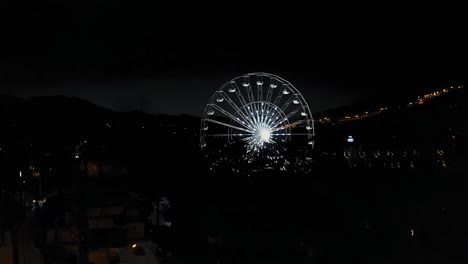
[258,127,271,143]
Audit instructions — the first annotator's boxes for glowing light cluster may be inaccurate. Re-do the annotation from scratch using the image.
[317,85,464,124]
[259,128,271,143]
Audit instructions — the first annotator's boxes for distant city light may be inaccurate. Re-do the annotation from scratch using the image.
[410,228,414,237]
[132,244,137,248]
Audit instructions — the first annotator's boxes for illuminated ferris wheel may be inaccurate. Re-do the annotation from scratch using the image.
[200,73,315,172]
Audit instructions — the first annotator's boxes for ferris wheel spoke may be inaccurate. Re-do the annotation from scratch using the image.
[265,109,281,127]
[292,119,309,126]
[262,102,273,126]
[240,134,256,141]
[243,78,261,126]
[219,91,256,128]
[285,106,304,119]
[265,79,274,103]
[278,94,296,112]
[252,104,263,129]
[204,118,254,133]
[210,104,253,131]
[250,95,262,127]
[269,117,289,131]
[242,77,254,104]
[231,83,256,126]
[230,82,245,104]
[247,82,256,104]
[259,103,266,125]
[272,132,310,135]
[265,102,277,125]
[268,109,289,128]
[268,138,279,145]
[205,133,253,137]
[272,84,287,106]
[228,81,246,107]
[254,102,264,127]
[263,102,277,124]
[257,103,265,126]
[267,117,283,131]
[256,76,263,102]
[267,105,302,128]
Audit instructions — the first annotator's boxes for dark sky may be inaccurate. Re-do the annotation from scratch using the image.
[0,0,465,115]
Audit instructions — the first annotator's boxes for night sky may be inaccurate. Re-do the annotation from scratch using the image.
[0,0,465,115]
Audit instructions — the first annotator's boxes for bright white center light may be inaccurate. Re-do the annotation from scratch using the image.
[259,128,271,143]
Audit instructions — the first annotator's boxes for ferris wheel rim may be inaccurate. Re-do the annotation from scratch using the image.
[201,73,314,129]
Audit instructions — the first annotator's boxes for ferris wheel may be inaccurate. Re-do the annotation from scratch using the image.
[200,73,315,171]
